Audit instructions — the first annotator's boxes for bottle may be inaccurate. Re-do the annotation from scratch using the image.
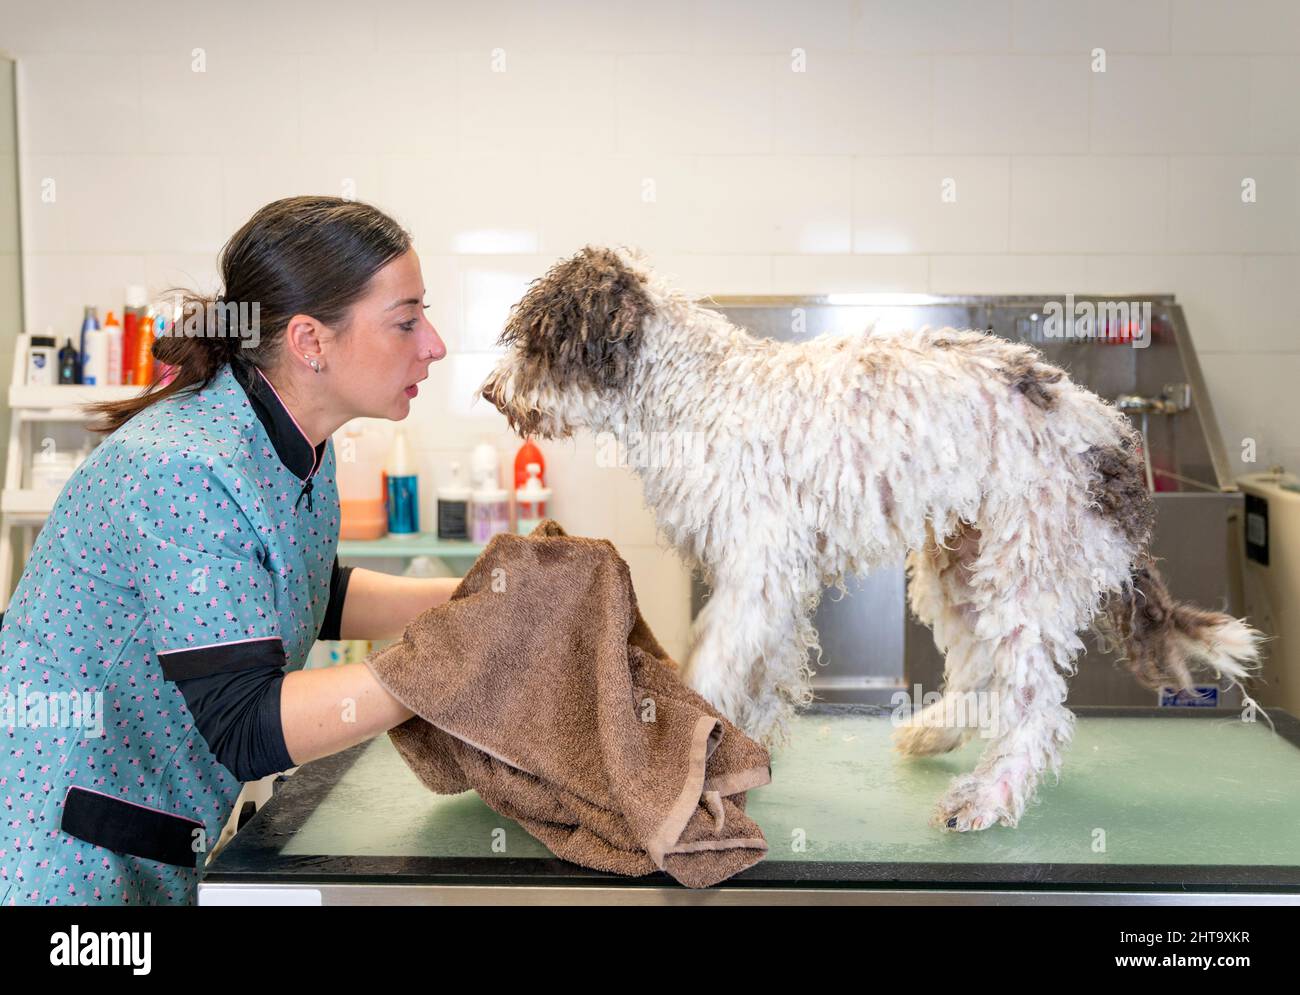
[437,460,471,540]
[151,309,179,386]
[133,302,157,385]
[57,338,79,384]
[385,428,419,534]
[77,306,98,385]
[81,319,109,386]
[469,482,509,543]
[30,448,77,492]
[336,423,388,540]
[403,554,455,579]
[26,333,57,386]
[515,462,552,535]
[123,285,147,385]
[102,311,123,386]
[513,437,546,489]
[471,440,500,491]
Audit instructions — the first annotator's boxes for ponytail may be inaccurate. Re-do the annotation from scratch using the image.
[85,291,242,433]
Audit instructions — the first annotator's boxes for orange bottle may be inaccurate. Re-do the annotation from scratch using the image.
[133,306,157,384]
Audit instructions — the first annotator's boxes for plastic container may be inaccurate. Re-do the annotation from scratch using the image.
[26,334,57,386]
[404,554,456,579]
[123,286,147,385]
[31,450,78,491]
[515,461,551,534]
[385,428,419,534]
[58,338,79,384]
[469,485,510,542]
[437,460,471,540]
[152,310,179,386]
[514,438,546,490]
[102,311,123,386]
[337,423,388,540]
[77,306,98,385]
[81,320,109,386]
[132,301,157,385]
[471,441,500,489]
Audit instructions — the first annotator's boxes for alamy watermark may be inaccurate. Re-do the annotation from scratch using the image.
[891,685,1004,739]
[1,689,104,738]
[154,294,261,349]
[1041,295,1152,349]
[595,429,708,469]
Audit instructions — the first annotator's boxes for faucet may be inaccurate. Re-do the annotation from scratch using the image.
[1112,384,1192,492]
[1114,382,1191,415]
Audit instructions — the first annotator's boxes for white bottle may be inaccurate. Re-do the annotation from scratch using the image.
[102,312,123,386]
[472,441,502,489]
[81,324,110,386]
[515,462,552,534]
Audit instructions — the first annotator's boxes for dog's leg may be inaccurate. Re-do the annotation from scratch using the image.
[684,565,817,751]
[930,638,1073,832]
[927,488,1121,831]
[893,522,993,757]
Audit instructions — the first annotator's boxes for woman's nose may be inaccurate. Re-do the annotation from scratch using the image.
[423,323,447,362]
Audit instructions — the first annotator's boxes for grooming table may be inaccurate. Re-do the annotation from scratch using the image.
[198,705,1300,905]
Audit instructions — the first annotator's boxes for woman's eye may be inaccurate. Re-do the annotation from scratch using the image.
[399,305,429,333]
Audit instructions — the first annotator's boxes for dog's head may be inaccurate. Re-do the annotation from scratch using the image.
[479,245,657,438]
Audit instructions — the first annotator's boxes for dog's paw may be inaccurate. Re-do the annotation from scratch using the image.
[931,772,1019,832]
[891,720,966,757]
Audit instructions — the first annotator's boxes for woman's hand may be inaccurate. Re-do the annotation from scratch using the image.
[274,570,461,768]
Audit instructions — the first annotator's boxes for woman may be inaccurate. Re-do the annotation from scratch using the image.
[0,196,454,905]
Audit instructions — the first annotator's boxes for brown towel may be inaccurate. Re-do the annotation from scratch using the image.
[364,519,771,888]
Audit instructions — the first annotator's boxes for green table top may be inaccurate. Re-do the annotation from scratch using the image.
[206,706,1300,892]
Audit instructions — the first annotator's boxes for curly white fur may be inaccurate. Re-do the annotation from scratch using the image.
[481,246,1263,833]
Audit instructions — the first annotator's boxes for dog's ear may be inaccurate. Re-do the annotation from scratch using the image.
[500,245,653,391]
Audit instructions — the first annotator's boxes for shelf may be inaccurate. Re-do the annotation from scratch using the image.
[336,534,491,559]
[9,384,142,414]
[1,488,60,521]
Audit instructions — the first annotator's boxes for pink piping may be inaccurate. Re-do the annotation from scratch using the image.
[156,635,281,656]
[63,785,204,828]
[254,366,324,479]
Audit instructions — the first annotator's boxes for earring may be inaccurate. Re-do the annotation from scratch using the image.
[305,353,321,374]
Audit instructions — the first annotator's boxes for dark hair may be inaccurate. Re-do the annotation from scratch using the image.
[87,196,411,433]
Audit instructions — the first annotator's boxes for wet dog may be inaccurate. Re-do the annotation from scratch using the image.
[479,245,1263,831]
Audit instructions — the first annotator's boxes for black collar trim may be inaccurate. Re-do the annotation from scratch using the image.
[232,362,326,483]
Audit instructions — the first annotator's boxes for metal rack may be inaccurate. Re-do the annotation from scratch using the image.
[690,293,1246,709]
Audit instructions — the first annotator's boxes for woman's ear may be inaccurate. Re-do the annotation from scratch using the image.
[499,245,654,392]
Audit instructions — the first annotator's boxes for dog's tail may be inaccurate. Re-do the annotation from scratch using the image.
[1097,553,1265,702]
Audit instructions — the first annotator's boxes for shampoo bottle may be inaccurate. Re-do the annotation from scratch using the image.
[385,428,420,534]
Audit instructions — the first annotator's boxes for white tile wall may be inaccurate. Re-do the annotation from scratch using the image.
[5,0,1300,657]
[1012,0,1171,54]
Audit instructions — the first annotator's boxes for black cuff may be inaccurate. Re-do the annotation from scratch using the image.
[157,636,286,681]
[319,555,354,641]
[174,666,295,782]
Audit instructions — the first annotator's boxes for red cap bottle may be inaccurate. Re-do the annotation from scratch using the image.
[514,438,545,490]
